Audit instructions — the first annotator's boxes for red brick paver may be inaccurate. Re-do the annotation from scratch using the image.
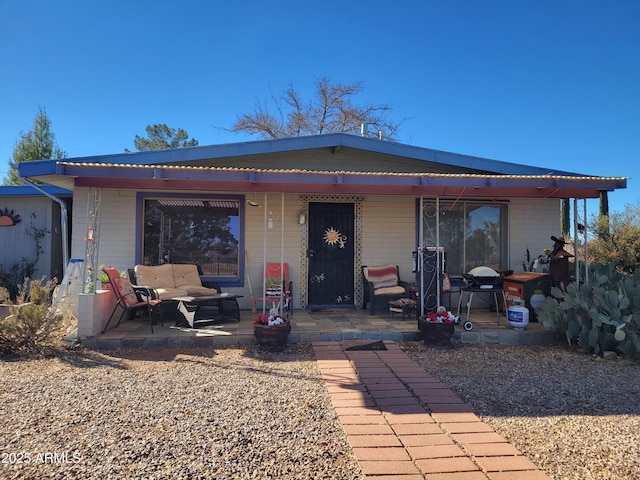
[312,341,552,479]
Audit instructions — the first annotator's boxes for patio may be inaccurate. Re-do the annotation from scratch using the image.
[80,306,558,350]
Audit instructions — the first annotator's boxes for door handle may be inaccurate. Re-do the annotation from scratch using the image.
[307,249,315,258]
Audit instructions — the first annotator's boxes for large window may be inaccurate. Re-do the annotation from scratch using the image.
[422,199,508,275]
[138,194,242,284]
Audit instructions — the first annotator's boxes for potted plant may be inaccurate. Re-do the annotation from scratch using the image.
[253,308,291,352]
[418,306,458,346]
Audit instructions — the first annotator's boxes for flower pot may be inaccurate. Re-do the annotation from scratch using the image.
[418,316,455,347]
[254,321,291,352]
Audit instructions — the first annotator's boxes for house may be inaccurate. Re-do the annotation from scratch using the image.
[17,133,627,338]
[0,185,72,294]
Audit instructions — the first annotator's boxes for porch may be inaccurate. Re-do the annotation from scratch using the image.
[80,306,558,350]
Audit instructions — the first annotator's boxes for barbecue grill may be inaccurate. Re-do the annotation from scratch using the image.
[463,266,503,289]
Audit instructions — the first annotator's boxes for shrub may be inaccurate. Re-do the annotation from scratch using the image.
[0,279,67,355]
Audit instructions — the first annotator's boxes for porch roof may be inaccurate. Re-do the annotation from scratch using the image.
[18,133,627,199]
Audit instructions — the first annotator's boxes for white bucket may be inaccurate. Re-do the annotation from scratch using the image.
[507,305,529,329]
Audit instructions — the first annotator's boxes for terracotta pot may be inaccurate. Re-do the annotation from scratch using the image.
[254,322,292,352]
[418,316,455,347]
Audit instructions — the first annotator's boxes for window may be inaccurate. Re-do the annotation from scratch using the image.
[422,199,508,275]
[138,194,243,285]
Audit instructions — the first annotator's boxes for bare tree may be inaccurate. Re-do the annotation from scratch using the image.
[231,77,401,140]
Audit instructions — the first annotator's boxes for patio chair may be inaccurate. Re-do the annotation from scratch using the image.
[362,265,410,315]
[101,267,164,333]
[259,262,293,317]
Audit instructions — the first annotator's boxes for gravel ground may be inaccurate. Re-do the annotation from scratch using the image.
[1,342,639,480]
[401,342,640,480]
[0,344,361,480]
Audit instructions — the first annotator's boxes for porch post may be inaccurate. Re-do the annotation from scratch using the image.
[262,192,268,315]
[583,198,589,286]
[83,188,101,294]
[436,196,441,310]
[280,192,285,318]
[573,198,582,289]
[419,195,424,317]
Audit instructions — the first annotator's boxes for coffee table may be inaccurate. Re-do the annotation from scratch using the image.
[172,294,243,328]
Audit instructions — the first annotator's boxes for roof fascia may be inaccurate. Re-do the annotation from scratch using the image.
[63,163,625,199]
[0,185,72,196]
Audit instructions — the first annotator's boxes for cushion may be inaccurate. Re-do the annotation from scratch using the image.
[374,285,407,296]
[115,278,140,307]
[172,264,203,288]
[373,279,397,289]
[182,285,218,296]
[135,264,175,289]
[364,265,399,284]
[266,288,283,298]
[153,287,189,300]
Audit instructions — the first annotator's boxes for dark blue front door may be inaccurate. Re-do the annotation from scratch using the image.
[307,202,355,308]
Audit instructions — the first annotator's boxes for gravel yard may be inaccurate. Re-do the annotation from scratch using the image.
[401,342,640,480]
[1,341,639,480]
[0,344,360,480]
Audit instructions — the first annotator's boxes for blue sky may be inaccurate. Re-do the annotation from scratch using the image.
[1,0,638,215]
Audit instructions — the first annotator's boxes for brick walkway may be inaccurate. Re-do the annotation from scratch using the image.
[312,341,552,480]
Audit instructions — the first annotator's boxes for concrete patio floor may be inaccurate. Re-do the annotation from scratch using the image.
[81,306,557,350]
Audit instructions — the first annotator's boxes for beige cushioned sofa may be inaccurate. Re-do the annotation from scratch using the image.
[133,264,219,300]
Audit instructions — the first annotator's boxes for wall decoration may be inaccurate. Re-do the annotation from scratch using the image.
[311,273,325,283]
[0,207,21,226]
[335,294,352,304]
[323,227,347,248]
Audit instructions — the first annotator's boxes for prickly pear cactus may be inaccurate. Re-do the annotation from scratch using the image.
[535,262,640,358]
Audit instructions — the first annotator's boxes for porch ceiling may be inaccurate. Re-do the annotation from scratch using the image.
[24,162,626,199]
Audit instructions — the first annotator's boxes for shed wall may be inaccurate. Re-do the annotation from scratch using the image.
[0,197,57,283]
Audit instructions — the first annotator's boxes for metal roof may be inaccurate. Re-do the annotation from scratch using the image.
[17,133,627,199]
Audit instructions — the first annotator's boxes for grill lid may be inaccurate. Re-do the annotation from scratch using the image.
[467,266,499,277]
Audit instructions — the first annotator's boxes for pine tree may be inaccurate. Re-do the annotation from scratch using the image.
[3,107,67,185]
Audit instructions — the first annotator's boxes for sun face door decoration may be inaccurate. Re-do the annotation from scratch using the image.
[323,227,347,249]
[0,208,21,226]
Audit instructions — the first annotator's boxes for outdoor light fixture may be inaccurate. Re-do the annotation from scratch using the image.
[268,211,273,229]
[298,211,306,225]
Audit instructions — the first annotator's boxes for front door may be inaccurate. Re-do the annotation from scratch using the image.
[307,202,355,308]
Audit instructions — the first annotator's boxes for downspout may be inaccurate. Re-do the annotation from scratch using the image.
[419,195,424,317]
[21,179,69,270]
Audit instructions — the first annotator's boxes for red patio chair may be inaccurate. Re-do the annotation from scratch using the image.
[101,267,163,333]
[259,262,293,317]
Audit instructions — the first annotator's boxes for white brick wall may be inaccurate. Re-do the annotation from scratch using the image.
[71,188,138,272]
[508,198,561,271]
[244,193,303,309]
[69,188,564,334]
[360,195,417,279]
